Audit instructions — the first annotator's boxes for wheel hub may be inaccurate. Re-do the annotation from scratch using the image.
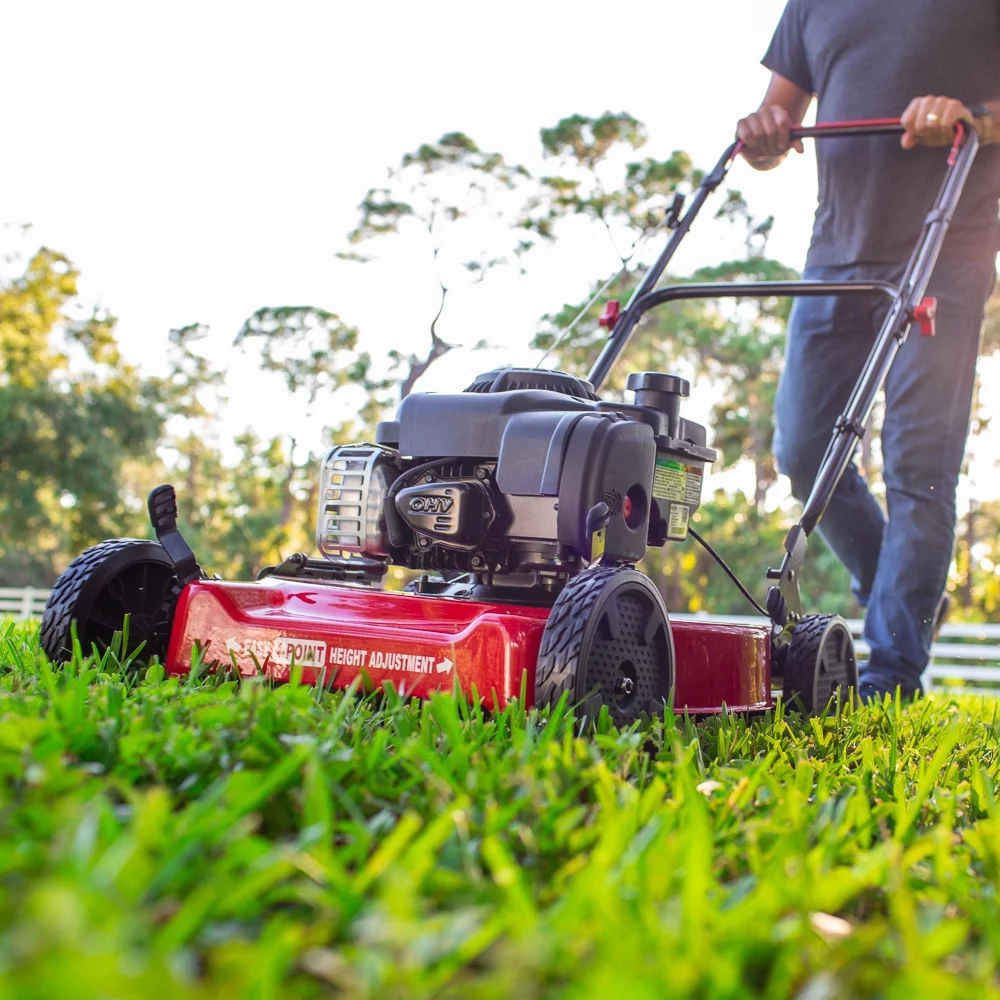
[614,660,638,708]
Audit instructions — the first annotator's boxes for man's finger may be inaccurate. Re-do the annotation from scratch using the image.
[900,97,922,149]
[771,105,793,154]
[903,95,935,148]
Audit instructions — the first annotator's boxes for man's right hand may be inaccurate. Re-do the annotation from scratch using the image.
[736,105,805,169]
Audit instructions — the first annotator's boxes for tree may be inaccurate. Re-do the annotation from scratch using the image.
[953,282,1000,611]
[233,304,382,529]
[524,112,694,266]
[341,132,535,399]
[639,490,856,617]
[156,322,226,530]
[688,252,797,512]
[0,247,163,584]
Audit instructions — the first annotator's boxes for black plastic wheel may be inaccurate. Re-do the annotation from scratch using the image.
[782,614,858,713]
[535,566,675,727]
[40,538,179,664]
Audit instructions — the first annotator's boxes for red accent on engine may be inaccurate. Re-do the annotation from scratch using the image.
[598,300,621,328]
[164,579,772,714]
[913,297,937,336]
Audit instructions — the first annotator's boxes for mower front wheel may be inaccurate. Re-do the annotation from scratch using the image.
[782,614,858,713]
[535,566,675,727]
[40,538,180,664]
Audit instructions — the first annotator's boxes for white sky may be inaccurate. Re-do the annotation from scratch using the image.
[2,0,997,504]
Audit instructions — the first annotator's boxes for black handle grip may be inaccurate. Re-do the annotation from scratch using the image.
[790,118,904,139]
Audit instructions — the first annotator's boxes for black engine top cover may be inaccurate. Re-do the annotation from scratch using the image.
[464,367,599,400]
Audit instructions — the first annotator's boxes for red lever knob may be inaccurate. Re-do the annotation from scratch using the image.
[913,296,937,337]
[598,300,621,328]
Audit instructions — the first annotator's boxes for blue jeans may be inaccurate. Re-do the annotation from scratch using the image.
[773,257,996,695]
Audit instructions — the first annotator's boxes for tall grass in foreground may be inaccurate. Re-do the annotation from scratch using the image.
[2,618,1000,998]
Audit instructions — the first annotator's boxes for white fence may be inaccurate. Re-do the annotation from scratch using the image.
[3,588,999,692]
[0,587,50,621]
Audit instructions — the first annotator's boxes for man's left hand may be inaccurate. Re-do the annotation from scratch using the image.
[900,96,975,148]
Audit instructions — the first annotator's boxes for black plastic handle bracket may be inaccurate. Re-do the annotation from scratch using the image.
[148,484,203,586]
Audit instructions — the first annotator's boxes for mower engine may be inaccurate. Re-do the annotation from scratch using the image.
[316,367,715,595]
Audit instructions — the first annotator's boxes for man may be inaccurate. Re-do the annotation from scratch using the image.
[737,0,1000,701]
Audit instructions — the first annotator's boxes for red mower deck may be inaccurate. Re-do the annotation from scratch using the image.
[165,578,771,714]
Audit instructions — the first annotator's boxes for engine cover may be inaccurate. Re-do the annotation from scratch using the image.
[395,479,495,551]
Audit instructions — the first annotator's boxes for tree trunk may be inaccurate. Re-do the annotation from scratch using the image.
[662,550,685,611]
[753,454,768,512]
[301,454,318,529]
[748,391,768,512]
[399,283,456,400]
[958,374,984,609]
[184,438,198,525]
[860,413,875,484]
[959,499,976,610]
[279,437,296,528]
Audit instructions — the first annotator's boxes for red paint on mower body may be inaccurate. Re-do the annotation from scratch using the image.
[165,579,772,714]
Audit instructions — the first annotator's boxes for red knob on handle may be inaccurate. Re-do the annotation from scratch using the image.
[913,297,937,337]
[598,300,621,328]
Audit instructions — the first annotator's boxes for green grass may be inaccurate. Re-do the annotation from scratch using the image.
[3,619,1000,998]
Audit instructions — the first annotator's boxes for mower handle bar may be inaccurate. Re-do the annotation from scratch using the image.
[587,117,973,393]
[628,280,899,310]
[583,116,978,621]
[789,118,906,139]
[587,280,899,389]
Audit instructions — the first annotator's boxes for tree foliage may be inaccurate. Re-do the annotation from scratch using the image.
[234,306,370,407]
[0,248,163,583]
[341,131,534,399]
[525,112,695,253]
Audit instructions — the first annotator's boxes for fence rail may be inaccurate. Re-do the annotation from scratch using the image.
[0,587,51,621]
[3,589,999,692]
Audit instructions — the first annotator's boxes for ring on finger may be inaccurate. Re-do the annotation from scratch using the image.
[926,112,940,124]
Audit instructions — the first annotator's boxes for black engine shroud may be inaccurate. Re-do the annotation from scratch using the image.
[316,368,715,582]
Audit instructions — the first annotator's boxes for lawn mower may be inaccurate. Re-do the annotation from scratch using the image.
[40,119,979,723]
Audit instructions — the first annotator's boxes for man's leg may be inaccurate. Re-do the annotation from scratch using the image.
[773,265,887,608]
[861,258,996,697]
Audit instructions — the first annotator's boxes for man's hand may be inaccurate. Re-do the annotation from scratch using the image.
[737,104,805,169]
[900,96,975,149]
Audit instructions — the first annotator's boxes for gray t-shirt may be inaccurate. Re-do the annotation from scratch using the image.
[763,0,1000,267]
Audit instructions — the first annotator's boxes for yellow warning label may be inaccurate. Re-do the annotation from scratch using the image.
[652,459,703,505]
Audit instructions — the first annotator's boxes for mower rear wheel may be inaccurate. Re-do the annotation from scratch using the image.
[40,538,179,664]
[782,614,857,713]
[535,566,674,727]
